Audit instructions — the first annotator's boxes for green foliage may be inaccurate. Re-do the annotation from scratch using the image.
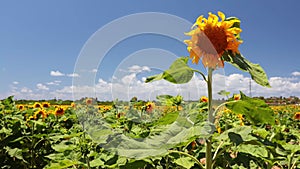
[0,96,299,168]
[226,91,275,125]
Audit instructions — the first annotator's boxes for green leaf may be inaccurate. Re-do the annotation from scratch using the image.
[174,157,195,169]
[2,96,15,110]
[238,144,269,158]
[90,158,105,167]
[0,127,12,135]
[281,143,300,153]
[5,147,24,161]
[216,126,256,144]
[119,160,147,169]
[153,111,179,126]
[103,120,212,159]
[45,159,81,169]
[252,128,269,139]
[156,95,183,107]
[222,52,270,87]
[52,141,77,152]
[217,90,230,97]
[145,57,195,84]
[226,92,275,125]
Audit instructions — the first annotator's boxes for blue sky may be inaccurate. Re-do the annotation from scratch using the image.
[1,1,300,100]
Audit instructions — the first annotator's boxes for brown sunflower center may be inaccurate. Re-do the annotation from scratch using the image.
[295,113,300,119]
[197,25,228,55]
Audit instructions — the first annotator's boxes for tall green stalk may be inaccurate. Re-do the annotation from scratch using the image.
[205,68,214,169]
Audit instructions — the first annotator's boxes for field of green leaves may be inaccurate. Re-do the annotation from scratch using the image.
[1,94,299,169]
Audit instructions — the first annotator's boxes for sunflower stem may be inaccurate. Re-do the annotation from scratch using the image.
[206,68,214,169]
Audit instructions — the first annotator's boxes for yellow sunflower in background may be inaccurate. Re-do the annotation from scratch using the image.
[200,96,208,103]
[17,104,25,110]
[33,102,42,108]
[42,102,50,108]
[234,94,241,100]
[145,102,155,113]
[55,107,65,116]
[185,11,242,69]
[294,112,300,120]
[86,98,93,105]
[34,109,48,119]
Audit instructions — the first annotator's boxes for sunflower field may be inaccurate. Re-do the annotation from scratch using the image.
[1,11,300,169]
[0,93,299,169]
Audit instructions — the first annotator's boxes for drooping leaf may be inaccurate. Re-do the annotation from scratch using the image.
[222,52,270,87]
[145,57,195,84]
[102,119,213,159]
[226,91,275,125]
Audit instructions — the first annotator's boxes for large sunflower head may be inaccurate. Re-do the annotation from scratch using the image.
[185,11,242,69]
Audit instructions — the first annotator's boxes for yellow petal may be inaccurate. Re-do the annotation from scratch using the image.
[195,15,203,25]
[184,29,196,36]
[208,12,218,25]
[228,27,242,34]
[218,11,225,21]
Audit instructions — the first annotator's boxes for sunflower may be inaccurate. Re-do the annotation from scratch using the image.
[294,112,300,120]
[55,107,65,116]
[234,94,241,100]
[71,102,76,108]
[145,102,155,113]
[200,96,208,103]
[33,102,42,108]
[185,11,242,69]
[42,102,50,108]
[17,104,25,110]
[34,109,48,119]
[85,98,93,105]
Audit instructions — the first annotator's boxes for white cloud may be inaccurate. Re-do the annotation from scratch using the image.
[12,81,19,85]
[91,69,98,73]
[50,70,65,76]
[36,83,49,90]
[67,73,80,77]
[128,65,151,73]
[46,80,61,85]
[291,71,300,76]
[5,72,300,101]
[20,87,33,93]
[50,70,79,78]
